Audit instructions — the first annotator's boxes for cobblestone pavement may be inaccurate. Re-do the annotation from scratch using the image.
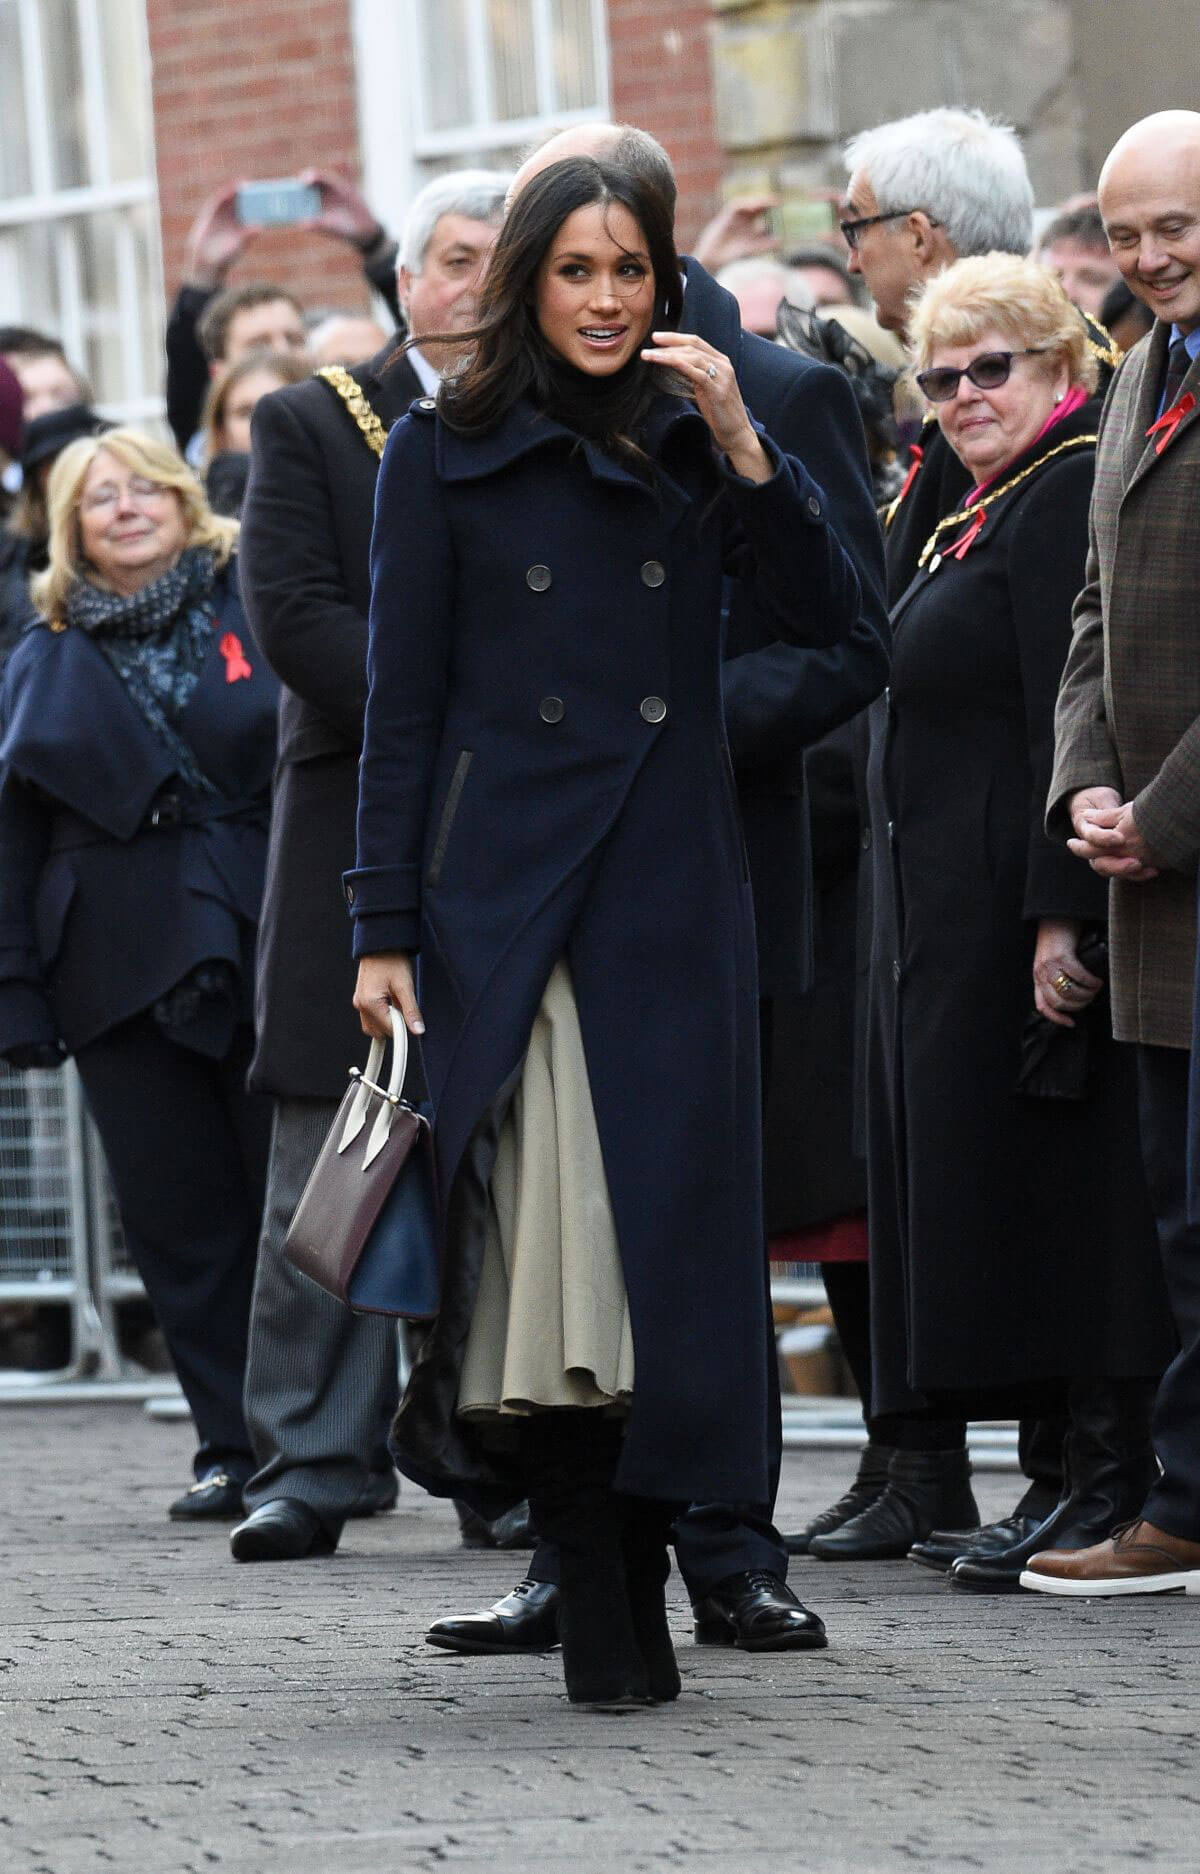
[2,1404,1197,1874]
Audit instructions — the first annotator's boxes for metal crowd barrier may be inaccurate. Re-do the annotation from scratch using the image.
[0,1061,150,1390]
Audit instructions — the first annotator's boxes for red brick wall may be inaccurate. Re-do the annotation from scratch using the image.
[146,0,372,313]
[606,2,725,252]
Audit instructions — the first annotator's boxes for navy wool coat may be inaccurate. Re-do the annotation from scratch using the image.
[0,563,279,1054]
[347,393,862,1512]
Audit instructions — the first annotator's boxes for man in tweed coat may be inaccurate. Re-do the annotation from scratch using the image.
[1035,111,1200,1596]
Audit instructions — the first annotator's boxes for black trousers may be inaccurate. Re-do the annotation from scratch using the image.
[74,1012,271,1476]
[528,997,788,1600]
[1136,1044,1200,1539]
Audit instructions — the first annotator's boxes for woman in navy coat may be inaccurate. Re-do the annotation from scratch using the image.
[0,430,278,1516]
[349,159,861,1707]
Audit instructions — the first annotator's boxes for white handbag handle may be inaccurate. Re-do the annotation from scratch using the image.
[339,1006,411,1163]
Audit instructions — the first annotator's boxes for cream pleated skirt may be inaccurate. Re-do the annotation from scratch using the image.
[457,957,635,1419]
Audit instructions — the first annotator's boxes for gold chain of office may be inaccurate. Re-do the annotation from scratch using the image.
[316,365,388,460]
[916,432,1099,569]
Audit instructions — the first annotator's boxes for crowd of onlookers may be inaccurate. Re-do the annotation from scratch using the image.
[2,96,1199,1709]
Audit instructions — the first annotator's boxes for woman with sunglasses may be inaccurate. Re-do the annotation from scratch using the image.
[857,253,1172,1592]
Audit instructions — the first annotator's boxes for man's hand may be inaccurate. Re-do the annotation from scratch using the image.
[1067,786,1122,837]
[692,195,779,273]
[184,182,258,289]
[298,168,384,249]
[1067,797,1161,881]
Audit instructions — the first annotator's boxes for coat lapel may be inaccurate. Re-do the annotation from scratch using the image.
[1123,323,1200,496]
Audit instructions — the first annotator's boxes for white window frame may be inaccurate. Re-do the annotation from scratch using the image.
[0,0,164,425]
[353,0,611,255]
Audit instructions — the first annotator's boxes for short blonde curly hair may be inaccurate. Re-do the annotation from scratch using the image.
[32,427,238,622]
[908,252,1098,393]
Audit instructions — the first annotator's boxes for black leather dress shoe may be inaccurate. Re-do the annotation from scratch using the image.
[169,1469,247,1522]
[230,1499,340,1562]
[348,1470,399,1517]
[808,1449,978,1562]
[693,1570,827,1651]
[426,1578,561,1654]
[909,1511,1048,1573]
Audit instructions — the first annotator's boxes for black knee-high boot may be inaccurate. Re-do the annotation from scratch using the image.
[618,1495,683,1703]
[519,1412,651,1708]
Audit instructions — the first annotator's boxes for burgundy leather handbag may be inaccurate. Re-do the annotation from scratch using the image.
[283,1009,439,1319]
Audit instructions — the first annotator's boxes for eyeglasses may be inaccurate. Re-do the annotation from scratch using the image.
[915,349,1047,404]
[839,209,937,251]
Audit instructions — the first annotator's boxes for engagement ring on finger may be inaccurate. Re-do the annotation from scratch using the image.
[1053,972,1077,994]
[707,364,717,379]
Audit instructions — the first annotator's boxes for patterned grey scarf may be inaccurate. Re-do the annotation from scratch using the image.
[67,545,219,794]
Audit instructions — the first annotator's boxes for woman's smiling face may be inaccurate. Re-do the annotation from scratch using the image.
[533,201,657,376]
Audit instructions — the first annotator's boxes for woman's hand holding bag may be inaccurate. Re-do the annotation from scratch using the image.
[283,1002,439,1319]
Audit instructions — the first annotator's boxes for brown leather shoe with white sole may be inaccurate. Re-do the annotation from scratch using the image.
[1020,1518,1200,1596]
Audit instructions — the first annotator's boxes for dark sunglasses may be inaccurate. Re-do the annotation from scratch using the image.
[839,209,939,251]
[915,348,1047,403]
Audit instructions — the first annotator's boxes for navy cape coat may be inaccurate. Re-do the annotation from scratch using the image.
[0,563,278,1054]
[347,393,862,1511]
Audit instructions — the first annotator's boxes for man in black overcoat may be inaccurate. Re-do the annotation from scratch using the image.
[425,123,889,1656]
[228,172,510,1561]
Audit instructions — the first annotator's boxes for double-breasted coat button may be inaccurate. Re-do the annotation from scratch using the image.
[806,494,822,520]
[345,882,356,904]
[640,696,667,724]
[892,959,902,983]
[640,560,666,588]
[526,564,552,592]
[539,696,565,724]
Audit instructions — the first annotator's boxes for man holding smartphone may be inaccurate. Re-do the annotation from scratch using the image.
[165,170,402,454]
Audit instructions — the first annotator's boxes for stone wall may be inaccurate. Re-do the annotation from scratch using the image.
[709,0,1087,212]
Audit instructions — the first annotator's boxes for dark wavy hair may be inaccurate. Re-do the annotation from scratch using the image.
[413,157,686,454]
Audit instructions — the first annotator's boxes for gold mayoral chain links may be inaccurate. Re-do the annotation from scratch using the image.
[316,364,388,460]
[916,432,1098,571]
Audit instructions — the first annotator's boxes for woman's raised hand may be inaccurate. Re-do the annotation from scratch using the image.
[353,953,424,1041]
[642,331,772,483]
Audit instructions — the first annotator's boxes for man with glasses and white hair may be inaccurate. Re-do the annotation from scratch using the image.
[229,169,510,1562]
[841,107,1119,603]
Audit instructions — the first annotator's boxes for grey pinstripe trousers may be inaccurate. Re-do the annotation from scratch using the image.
[241,1097,399,1521]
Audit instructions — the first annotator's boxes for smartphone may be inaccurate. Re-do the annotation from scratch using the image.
[235,179,321,227]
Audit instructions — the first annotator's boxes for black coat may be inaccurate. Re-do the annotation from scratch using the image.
[865,404,1173,1413]
[763,718,866,1234]
[241,275,888,1099]
[684,263,890,997]
[239,346,423,1097]
[0,562,278,1053]
[352,392,863,1511]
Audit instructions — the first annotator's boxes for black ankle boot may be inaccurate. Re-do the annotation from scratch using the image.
[809,1447,978,1561]
[619,1497,681,1703]
[782,1442,894,1555]
[951,1378,1158,1592]
[522,1415,651,1709]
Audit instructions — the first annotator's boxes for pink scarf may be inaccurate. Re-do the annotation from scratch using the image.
[962,384,1089,504]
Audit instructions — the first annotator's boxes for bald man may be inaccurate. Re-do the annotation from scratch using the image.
[426,122,890,1658]
[1036,111,1200,1597]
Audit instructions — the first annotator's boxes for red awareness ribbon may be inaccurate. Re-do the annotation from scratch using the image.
[947,507,985,560]
[1146,391,1196,456]
[895,443,924,504]
[219,631,252,683]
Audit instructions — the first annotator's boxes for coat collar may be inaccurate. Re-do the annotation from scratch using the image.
[433,390,711,509]
[1121,319,1200,493]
